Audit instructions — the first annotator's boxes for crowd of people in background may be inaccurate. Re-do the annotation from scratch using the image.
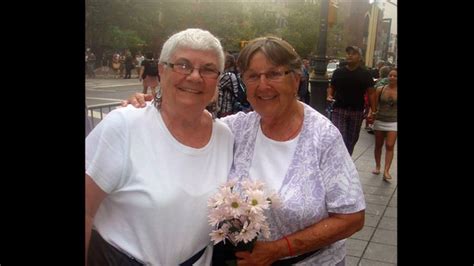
[85,48,96,79]
[85,48,155,80]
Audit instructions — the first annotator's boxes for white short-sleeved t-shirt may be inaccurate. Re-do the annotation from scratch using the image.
[86,105,234,265]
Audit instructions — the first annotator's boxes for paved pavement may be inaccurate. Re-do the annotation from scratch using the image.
[86,77,141,91]
[347,128,398,265]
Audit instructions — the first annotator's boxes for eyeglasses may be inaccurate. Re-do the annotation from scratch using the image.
[162,62,220,79]
[243,70,293,85]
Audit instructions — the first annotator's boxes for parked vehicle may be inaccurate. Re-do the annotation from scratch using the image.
[326,62,339,79]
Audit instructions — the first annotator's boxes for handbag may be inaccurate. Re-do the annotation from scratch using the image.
[88,230,144,266]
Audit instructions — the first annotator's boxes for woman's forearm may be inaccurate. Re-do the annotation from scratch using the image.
[283,211,365,256]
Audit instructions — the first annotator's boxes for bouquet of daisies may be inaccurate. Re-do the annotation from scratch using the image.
[208,179,280,247]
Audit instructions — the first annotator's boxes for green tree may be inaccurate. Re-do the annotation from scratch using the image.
[86,0,340,61]
[281,2,320,58]
[86,0,154,56]
[105,26,144,51]
[327,23,346,59]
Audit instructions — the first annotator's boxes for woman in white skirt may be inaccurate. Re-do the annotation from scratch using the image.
[372,68,397,181]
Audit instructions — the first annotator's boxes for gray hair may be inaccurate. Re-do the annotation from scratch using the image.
[159,28,225,73]
[237,36,302,75]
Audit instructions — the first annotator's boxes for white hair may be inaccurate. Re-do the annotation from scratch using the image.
[159,28,225,73]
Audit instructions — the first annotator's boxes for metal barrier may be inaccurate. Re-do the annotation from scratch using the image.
[87,102,122,128]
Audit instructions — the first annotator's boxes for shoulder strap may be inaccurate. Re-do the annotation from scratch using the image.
[378,85,386,103]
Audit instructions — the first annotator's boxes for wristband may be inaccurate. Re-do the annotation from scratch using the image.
[283,236,294,256]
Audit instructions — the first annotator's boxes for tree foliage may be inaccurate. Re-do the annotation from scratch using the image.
[281,2,320,58]
[86,0,345,60]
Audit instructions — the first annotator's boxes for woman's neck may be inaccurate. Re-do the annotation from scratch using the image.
[159,104,212,148]
[260,101,304,141]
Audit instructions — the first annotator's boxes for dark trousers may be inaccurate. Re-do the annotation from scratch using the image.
[124,66,133,79]
[330,107,365,155]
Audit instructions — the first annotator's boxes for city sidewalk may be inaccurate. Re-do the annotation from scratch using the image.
[347,128,398,265]
[86,77,141,90]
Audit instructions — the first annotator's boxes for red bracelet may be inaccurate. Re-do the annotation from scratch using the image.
[283,236,294,256]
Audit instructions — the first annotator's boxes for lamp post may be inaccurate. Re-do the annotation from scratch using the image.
[309,0,329,115]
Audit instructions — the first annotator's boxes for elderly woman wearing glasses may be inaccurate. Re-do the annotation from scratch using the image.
[219,36,365,265]
[85,28,234,265]
[124,36,365,265]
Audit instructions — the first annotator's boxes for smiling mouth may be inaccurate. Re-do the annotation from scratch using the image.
[178,87,201,94]
[258,95,277,100]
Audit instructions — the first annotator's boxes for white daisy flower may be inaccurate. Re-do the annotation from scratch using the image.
[208,179,280,246]
[246,189,270,214]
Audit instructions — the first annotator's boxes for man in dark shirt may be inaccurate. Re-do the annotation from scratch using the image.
[327,46,376,155]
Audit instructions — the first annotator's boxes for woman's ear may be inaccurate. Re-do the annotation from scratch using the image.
[211,85,219,102]
[158,64,164,76]
[294,72,301,92]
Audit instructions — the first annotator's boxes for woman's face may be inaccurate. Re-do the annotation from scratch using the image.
[388,70,397,85]
[242,52,300,120]
[159,48,220,111]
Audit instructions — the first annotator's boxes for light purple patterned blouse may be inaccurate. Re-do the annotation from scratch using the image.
[222,103,366,265]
